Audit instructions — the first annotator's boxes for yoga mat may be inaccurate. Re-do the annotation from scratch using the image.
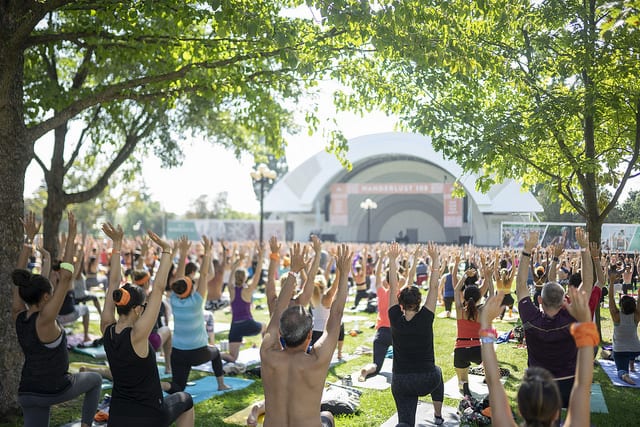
[381,401,460,427]
[329,352,357,367]
[590,383,608,413]
[192,347,261,373]
[597,359,640,388]
[443,374,506,400]
[350,358,393,390]
[71,344,106,359]
[182,376,254,405]
[69,361,172,390]
[224,403,265,426]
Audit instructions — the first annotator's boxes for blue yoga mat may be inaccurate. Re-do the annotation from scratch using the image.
[180,376,254,405]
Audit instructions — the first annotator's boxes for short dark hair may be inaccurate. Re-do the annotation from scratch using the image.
[279,305,313,348]
[398,285,421,312]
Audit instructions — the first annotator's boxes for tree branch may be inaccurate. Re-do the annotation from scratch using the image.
[64,106,101,173]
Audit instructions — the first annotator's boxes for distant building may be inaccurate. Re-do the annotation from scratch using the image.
[264,132,542,246]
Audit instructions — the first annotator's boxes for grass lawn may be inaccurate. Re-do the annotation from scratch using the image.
[1,290,637,426]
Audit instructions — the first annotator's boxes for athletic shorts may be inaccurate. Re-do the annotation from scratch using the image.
[229,319,262,343]
[443,297,454,312]
[453,346,482,369]
[57,305,89,325]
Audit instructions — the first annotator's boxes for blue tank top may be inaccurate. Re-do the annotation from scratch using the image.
[444,273,455,297]
[170,292,208,350]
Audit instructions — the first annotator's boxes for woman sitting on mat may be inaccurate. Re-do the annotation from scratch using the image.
[480,288,596,427]
[101,224,194,427]
[223,242,265,363]
[166,235,230,393]
[13,211,101,427]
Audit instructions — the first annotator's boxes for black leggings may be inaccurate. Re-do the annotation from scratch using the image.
[372,327,392,376]
[353,289,369,308]
[168,346,223,393]
[391,366,444,426]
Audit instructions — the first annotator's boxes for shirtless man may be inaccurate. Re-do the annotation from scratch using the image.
[260,242,351,427]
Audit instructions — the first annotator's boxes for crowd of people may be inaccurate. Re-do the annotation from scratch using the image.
[11,210,639,426]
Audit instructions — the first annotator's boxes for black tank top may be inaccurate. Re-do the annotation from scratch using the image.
[15,311,72,393]
[103,324,164,420]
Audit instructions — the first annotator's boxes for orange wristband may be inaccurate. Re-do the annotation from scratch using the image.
[570,322,599,348]
[269,253,280,261]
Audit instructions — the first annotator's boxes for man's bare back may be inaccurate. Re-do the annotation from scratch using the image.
[260,242,351,427]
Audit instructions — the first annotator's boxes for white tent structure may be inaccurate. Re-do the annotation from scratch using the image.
[264,132,542,246]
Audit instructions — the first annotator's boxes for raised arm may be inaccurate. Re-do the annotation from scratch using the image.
[40,212,76,326]
[296,235,322,307]
[196,236,213,299]
[175,235,191,280]
[479,292,518,427]
[517,232,539,302]
[590,242,605,289]
[374,249,385,289]
[101,223,124,334]
[314,244,351,360]
[478,252,492,296]
[266,236,281,316]
[608,270,620,323]
[246,242,265,293]
[388,242,401,308]
[563,287,598,427]
[264,243,306,339]
[548,241,563,282]
[424,243,440,313]
[12,212,42,320]
[575,228,593,295]
[406,245,421,286]
[130,231,173,352]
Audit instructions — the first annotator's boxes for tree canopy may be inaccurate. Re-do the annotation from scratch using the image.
[334,0,640,243]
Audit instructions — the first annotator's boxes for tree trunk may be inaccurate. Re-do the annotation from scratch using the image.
[0,33,33,419]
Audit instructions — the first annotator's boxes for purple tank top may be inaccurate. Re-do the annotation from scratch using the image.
[231,286,252,322]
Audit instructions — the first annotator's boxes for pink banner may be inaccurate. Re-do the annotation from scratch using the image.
[443,183,463,228]
[329,182,464,227]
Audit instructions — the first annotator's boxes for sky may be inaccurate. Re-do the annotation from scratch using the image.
[24,94,399,216]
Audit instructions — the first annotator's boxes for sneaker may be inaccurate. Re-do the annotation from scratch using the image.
[462,382,471,397]
[434,414,444,425]
[97,394,111,411]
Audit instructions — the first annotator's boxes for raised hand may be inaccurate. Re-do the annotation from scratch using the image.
[269,236,281,255]
[202,235,213,255]
[523,232,539,252]
[388,242,401,261]
[311,234,322,255]
[564,287,591,323]
[426,242,439,263]
[147,230,170,251]
[289,242,307,273]
[102,223,124,243]
[178,235,191,254]
[575,227,589,249]
[21,211,41,242]
[336,244,353,274]
[480,292,505,328]
[589,241,600,259]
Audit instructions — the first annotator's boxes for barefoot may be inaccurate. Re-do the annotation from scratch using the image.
[359,368,368,383]
[218,383,232,391]
[622,373,636,385]
[247,404,260,426]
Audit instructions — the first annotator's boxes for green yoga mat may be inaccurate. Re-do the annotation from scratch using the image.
[590,383,608,414]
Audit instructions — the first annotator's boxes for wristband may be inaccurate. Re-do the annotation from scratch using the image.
[478,328,498,339]
[59,262,75,274]
[162,250,171,254]
[570,322,599,348]
[288,271,301,280]
[480,337,497,344]
[269,253,280,261]
[521,251,531,257]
